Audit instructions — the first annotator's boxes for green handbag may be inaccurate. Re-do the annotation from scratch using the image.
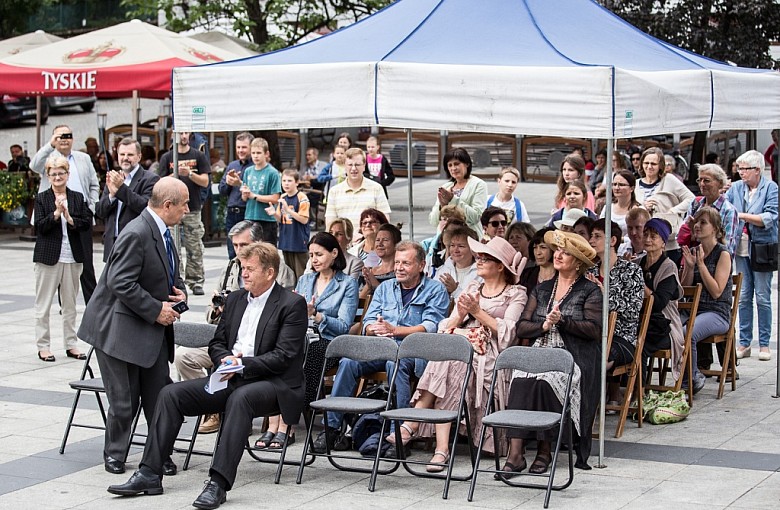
[642,390,690,425]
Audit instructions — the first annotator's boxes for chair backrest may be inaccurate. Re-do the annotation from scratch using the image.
[602,311,618,359]
[173,322,218,348]
[679,284,703,341]
[725,273,742,335]
[355,293,372,324]
[397,332,473,364]
[326,334,398,363]
[495,345,574,376]
[633,294,654,354]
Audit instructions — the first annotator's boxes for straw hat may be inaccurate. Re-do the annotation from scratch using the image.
[553,208,588,229]
[467,237,527,283]
[543,230,597,269]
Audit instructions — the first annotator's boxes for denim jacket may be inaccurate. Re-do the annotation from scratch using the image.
[725,176,779,245]
[363,275,450,340]
[295,271,358,342]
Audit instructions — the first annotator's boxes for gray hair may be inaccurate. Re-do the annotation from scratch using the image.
[697,163,728,186]
[228,220,263,242]
[396,240,425,263]
[736,150,765,172]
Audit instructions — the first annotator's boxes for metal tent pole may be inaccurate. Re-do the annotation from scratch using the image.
[406,129,414,240]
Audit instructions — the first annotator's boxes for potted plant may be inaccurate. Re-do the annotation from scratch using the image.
[0,172,33,225]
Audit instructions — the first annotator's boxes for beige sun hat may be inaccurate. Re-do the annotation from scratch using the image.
[467,236,527,283]
[543,230,597,268]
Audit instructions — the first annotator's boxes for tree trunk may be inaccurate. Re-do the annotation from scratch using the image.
[244,0,269,48]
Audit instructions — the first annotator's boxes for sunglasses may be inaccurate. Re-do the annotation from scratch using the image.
[475,254,500,263]
[488,220,508,228]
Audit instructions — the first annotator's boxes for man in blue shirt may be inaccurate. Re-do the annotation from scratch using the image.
[313,241,450,452]
[218,132,254,258]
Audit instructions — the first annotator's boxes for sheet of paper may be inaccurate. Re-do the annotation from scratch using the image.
[205,363,244,394]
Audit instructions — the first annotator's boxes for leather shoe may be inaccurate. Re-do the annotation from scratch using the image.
[192,480,226,509]
[104,455,126,474]
[107,470,163,496]
[162,458,177,476]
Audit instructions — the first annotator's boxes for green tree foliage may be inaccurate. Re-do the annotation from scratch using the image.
[0,0,45,38]
[599,0,780,69]
[122,0,393,52]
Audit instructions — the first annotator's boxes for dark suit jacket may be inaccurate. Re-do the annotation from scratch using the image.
[78,208,186,368]
[95,166,160,261]
[209,285,308,425]
[33,188,92,265]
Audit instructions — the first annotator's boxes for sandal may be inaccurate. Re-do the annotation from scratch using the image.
[494,458,527,480]
[254,431,275,449]
[529,453,552,474]
[386,423,415,446]
[426,450,450,473]
[268,431,295,449]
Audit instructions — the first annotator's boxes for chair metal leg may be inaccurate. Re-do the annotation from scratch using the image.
[467,423,489,502]
[296,409,318,484]
[368,418,391,492]
[59,389,83,454]
[182,414,204,471]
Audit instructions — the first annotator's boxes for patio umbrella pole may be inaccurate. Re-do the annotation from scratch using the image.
[131,90,139,140]
[597,138,614,468]
[35,96,42,150]
[775,150,780,398]
[406,129,414,240]
[172,133,180,250]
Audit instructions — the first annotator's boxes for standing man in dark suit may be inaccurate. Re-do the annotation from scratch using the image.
[95,138,160,261]
[78,177,189,475]
[31,124,100,302]
[108,241,307,510]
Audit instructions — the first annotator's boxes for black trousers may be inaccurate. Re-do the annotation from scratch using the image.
[95,342,170,460]
[79,226,96,303]
[141,377,281,491]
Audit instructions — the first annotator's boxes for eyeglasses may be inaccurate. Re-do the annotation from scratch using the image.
[737,166,759,172]
[612,182,629,188]
[696,177,714,184]
[488,220,507,228]
[475,254,500,264]
[361,220,379,226]
[631,157,641,161]
[48,172,68,178]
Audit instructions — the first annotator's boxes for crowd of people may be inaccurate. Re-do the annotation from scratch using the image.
[25,131,778,508]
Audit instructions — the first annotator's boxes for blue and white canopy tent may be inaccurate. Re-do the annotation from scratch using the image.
[173,0,780,463]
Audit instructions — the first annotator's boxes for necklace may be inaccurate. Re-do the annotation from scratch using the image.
[547,275,579,314]
[480,283,508,299]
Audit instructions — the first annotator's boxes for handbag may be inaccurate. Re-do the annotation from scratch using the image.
[445,326,490,355]
[750,242,778,272]
[642,390,690,425]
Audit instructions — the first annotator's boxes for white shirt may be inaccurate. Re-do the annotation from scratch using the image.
[111,166,139,234]
[233,284,275,359]
[66,153,86,198]
[58,198,76,263]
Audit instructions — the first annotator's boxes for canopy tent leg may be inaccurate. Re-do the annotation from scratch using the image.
[596,138,614,468]
[406,129,414,240]
[775,137,780,399]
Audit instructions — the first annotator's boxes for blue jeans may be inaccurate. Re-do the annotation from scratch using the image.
[735,255,773,348]
[682,311,730,379]
[224,208,245,259]
[326,355,421,430]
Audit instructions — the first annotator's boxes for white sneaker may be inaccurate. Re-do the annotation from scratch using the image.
[758,348,771,361]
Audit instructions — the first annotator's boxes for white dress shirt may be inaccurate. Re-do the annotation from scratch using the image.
[233,284,274,359]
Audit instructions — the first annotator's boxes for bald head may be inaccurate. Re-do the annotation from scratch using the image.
[149,177,189,226]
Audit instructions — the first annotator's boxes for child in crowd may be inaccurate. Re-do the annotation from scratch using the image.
[317,145,348,197]
[275,169,311,279]
[364,135,395,196]
[241,137,281,244]
[486,166,530,223]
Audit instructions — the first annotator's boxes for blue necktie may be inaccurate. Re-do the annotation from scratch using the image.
[164,229,175,290]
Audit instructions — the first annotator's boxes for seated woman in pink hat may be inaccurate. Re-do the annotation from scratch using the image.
[386,236,527,471]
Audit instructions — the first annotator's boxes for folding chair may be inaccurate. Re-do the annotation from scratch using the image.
[607,295,653,438]
[468,346,576,508]
[369,332,474,500]
[296,334,401,485]
[647,284,702,405]
[171,321,217,470]
[699,273,741,399]
[59,346,109,454]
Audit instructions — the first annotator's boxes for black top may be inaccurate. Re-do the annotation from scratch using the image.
[159,147,211,210]
[33,188,92,265]
[693,244,732,322]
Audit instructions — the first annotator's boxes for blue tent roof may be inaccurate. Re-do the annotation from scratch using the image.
[215,0,755,72]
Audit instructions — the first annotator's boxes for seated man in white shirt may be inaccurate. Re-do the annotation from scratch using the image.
[108,242,307,510]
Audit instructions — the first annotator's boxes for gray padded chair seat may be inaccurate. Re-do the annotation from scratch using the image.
[380,407,459,424]
[482,409,562,430]
[70,377,105,392]
[309,396,388,414]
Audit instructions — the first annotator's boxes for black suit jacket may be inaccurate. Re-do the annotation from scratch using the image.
[33,188,92,265]
[78,209,186,368]
[209,285,308,425]
[95,166,160,262]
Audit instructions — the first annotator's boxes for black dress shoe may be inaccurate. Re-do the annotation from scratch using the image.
[104,455,126,474]
[192,480,226,509]
[107,470,163,496]
[162,458,177,476]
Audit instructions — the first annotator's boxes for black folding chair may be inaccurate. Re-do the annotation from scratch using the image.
[468,346,576,508]
[296,334,401,485]
[369,332,474,500]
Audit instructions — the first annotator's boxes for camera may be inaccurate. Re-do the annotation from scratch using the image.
[212,290,231,308]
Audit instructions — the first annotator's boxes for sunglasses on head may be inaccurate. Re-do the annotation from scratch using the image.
[488,220,507,228]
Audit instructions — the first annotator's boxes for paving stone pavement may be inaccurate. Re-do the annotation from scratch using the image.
[0,175,778,509]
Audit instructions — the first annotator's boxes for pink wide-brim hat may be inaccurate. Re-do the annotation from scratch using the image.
[467,236,527,283]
